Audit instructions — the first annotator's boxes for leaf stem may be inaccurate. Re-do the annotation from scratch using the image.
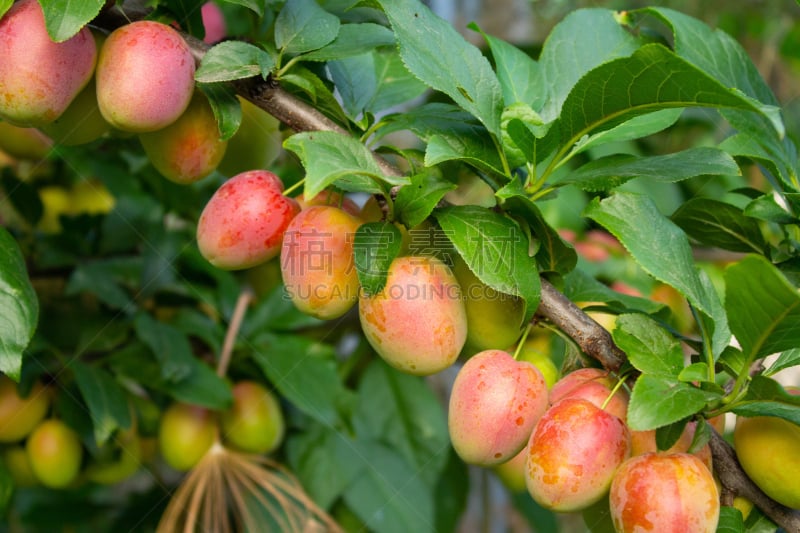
[282,179,305,197]
[601,370,629,411]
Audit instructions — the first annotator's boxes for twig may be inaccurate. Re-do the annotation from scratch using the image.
[217,287,255,378]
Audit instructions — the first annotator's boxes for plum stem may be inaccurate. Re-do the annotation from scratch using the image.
[511,324,532,361]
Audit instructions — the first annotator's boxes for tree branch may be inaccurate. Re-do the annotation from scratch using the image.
[708,430,800,531]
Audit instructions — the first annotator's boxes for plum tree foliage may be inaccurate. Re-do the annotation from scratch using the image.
[0,0,799,531]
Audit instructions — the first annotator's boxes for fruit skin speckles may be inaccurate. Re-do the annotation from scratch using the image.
[358,256,467,376]
[197,170,300,270]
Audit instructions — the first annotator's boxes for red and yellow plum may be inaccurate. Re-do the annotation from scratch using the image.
[448,349,548,465]
[526,398,631,512]
[359,256,466,375]
[550,367,629,423]
[0,0,96,126]
[96,21,195,132]
[280,205,362,319]
[140,91,227,184]
[609,452,719,533]
[197,170,300,270]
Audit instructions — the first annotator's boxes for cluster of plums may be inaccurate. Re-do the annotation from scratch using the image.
[0,0,279,183]
[0,375,285,489]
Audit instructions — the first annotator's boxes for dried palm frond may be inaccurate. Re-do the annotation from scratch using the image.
[157,443,341,533]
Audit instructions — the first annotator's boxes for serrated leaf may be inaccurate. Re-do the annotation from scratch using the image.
[473,24,545,109]
[743,194,798,225]
[354,222,403,296]
[503,195,577,275]
[252,333,351,427]
[627,375,720,431]
[679,363,711,383]
[283,131,408,200]
[501,103,545,167]
[39,0,104,42]
[275,0,340,55]
[302,23,395,61]
[280,66,350,126]
[343,441,435,533]
[195,41,274,83]
[725,255,800,363]
[612,313,684,378]
[434,205,539,322]
[671,198,766,254]
[72,361,131,445]
[558,44,783,158]
[718,123,798,191]
[539,8,642,121]
[0,228,38,381]
[570,109,683,157]
[562,268,665,315]
[197,82,242,141]
[377,0,503,138]
[732,375,800,425]
[425,130,506,177]
[352,360,449,485]
[374,103,478,143]
[767,348,800,376]
[584,193,726,337]
[395,170,457,228]
[554,148,740,191]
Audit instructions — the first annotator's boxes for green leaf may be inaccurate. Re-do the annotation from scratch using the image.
[716,505,745,533]
[39,0,104,42]
[767,348,800,376]
[133,313,193,383]
[352,361,449,486]
[425,130,506,177]
[732,376,800,425]
[743,194,798,225]
[584,193,726,337]
[287,425,365,509]
[0,227,38,381]
[197,83,242,141]
[72,361,131,445]
[636,8,778,108]
[374,103,477,144]
[280,66,350,126]
[538,8,642,120]
[555,148,740,191]
[221,0,264,15]
[671,198,766,254]
[570,109,683,157]
[65,258,136,310]
[558,44,783,158]
[655,418,688,451]
[434,450,470,532]
[612,314,684,378]
[353,222,402,296]
[503,195,577,275]
[719,127,798,192]
[283,131,408,200]
[2,171,42,226]
[679,363,711,383]
[627,375,720,431]
[343,441,435,533]
[473,24,545,110]
[725,255,800,363]
[395,170,457,229]
[168,360,232,410]
[195,41,274,83]
[274,0,340,55]
[252,333,352,427]
[377,0,503,138]
[160,0,205,40]
[563,268,665,315]
[302,23,395,62]
[0,0,11,20]
[435,205,540,322]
